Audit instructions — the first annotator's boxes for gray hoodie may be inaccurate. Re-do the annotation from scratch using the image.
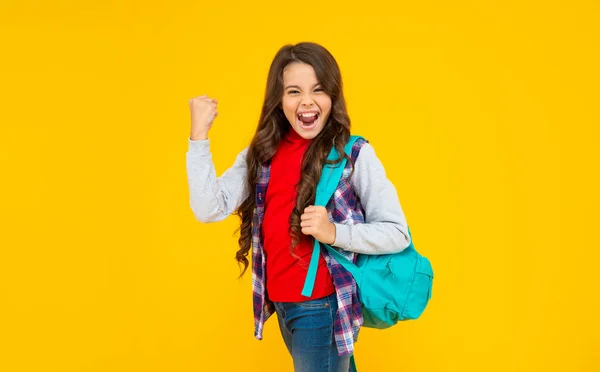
[186,137,411,254]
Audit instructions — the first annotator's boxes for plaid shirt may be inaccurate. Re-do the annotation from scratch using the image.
[251,138,367,357]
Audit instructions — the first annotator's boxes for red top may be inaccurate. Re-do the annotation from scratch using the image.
[262,129,335,302]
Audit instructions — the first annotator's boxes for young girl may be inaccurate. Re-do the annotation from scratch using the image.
[186,42,411,372]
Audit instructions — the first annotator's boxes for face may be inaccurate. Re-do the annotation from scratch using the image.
[281,62,332,140]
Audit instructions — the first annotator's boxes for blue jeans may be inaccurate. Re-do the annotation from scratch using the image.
[273,293,357,372]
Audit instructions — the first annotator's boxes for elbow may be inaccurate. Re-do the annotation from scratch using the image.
[401,227,411,249]
[190,204,226,223]
[193,211,212,224]
[190,204,214,224]
[392,225,411,252]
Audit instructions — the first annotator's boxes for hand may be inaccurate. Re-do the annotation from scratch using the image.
[189,95,218,140]
[300,206,336,245]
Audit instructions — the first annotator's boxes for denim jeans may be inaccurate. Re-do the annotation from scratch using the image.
[273,292,357,372]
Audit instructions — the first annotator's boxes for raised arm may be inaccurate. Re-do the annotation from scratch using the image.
[186,95,249,222]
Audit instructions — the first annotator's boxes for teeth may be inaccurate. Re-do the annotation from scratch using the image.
[298,113,318,117]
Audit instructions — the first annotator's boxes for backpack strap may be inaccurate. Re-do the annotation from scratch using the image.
[301,135,364,297]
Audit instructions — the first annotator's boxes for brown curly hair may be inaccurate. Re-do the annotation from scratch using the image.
[234,42,353,277]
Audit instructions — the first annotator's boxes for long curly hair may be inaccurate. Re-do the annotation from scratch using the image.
[234,42,353,277]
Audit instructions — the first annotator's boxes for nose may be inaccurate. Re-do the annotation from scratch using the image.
[300,92,315,107]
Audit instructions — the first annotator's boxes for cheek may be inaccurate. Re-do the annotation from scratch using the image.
[318,98,332,119]
[318,97,332,112]
[282,99,297,116]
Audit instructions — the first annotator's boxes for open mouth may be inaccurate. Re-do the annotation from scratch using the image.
[297,112,320,129]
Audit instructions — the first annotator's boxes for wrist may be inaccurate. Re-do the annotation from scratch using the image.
[327,222,337,245]
[190,132,208,141]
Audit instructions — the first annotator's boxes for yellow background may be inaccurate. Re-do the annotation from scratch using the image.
[1,0,599,371]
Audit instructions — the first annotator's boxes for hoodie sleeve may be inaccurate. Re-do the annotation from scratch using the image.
[186,138,249,223]
[332,142,411,254]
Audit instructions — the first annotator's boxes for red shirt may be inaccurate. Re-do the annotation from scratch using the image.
[262,129,335,302]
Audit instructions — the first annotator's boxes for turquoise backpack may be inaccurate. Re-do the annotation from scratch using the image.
[301,135,434,329]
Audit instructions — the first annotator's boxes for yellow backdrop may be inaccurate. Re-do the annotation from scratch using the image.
[1,0,599,371]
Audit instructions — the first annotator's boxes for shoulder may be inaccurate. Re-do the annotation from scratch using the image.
[349,136,371,162]
[233,146,249,161]
[226,146,250,171]
[349,138,386,176]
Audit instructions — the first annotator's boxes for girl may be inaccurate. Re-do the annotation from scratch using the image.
[186,42,411,372]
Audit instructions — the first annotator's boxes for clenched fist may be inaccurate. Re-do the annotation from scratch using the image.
[300,206,337,245]
[189,95,218,140]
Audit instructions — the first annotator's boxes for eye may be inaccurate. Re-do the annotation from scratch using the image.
[287,89,299,94]
[314,88,324,92]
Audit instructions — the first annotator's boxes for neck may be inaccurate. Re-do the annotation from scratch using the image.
[285,128,312,144]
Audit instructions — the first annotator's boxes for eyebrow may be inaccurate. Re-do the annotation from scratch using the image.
[284,83,321,90]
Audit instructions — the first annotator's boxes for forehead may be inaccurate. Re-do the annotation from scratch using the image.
[282,62,318,85]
